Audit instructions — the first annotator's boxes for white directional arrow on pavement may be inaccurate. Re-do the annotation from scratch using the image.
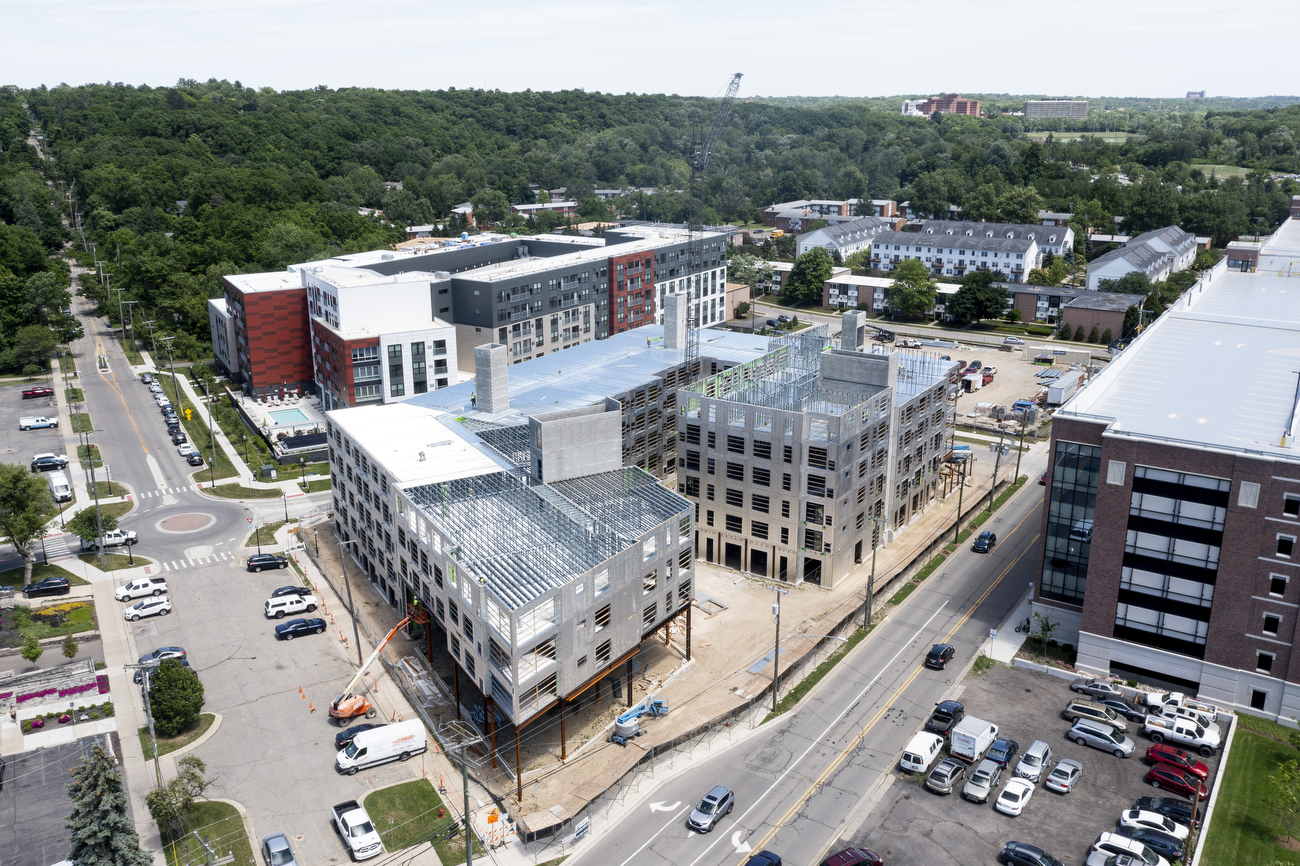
[648,801,681,813]
[732,831,751,853]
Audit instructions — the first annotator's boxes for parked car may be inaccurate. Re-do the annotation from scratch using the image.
[1063,699,1130,732]
[1069,720,1136,758]
[686,785,734,833]
[925,643,955,670]
[925,700,965,736]
[1038,471,1048,486]
[777,314,790,323]
[962,758,1003,804]
[1144,744,1209,781]
[271,585,312,598]
[819,849,881,866]
[260,833,299,866]
[924,757,967,795]
[124,596,172,622]
[247,553,289,572]
[1004,336,1026,345]
[1132,796,1199,829]
[21,386,55,399]
[275,617,327,640]
[996,777,1036,816]
[30,453,69,472]
[264,594,318,619]
[999,842,1063,866]
[1114,825,1186,863]
[1119,809,1190,842]
[18,416,58,430]
[1015,740,1053,782]
[766,319,778,328]
[133,646,186,683]
[1071,677,1126,699]
[1098,696,1150,722]
[968,360,983,371]
[115,577,168,601]
[335,723,386,750]
[186,452,204,466]
[171,430,188,445]
[1144,765,1208,799]
[1092,832,1170,866]
[141,374,153,385]
[22,576,71,598]
[177,443,197,456]
[972,531,997,553]
[1044,758,1083,794]
[984,736,1018,767]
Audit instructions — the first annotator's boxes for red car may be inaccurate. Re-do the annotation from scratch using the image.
[1145,764,1209,799]
[1146,744,1209,781]
[820,849,883,866]
[22,386,54,399]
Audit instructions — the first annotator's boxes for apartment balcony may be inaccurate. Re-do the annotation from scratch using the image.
[508,309,532,322]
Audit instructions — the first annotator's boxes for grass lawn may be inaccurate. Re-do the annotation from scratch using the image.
[245,520,291,547]
[363,779,483,863]
[204,482,283,500]
[764,624,872,723]
[59,353,76,373]
[78,552,152,570]
[307,478,333,493]
[188,442,240,486]
[119,337,143,365]
[140,713,216,759]
[86,501,134,522]
[1202,721,1300,866]
[164,380,242,484]
[71,413,94,435]
[160,800,253,866]
[65,387,83,402]
[0,562,88,590]
[88,480,126,498]
[1195,163,1252,179]
[1,599,97,646]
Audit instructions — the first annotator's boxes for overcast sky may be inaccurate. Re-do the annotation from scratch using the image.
[3,0,1296,98]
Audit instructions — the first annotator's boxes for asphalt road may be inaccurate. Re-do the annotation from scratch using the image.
[573,477,1046,866]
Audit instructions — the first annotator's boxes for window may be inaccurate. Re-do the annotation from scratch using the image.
[725,514,743,533]
[1258,651,1275,674]
[596,640,611,664]
[752,467,771,487]
[643,537,657,561]
[595,604,611,632]
[726,462,744,481]
[1280,535,1296,558]
[1107,460,1126,486]
[706,484,714,501]
[708,458,716,475]
[706,510,714,527]
[752,521,768,540]
[390,381,405,397]
[678,580,691,604]
[1264,614,1282,636]
[1239,481,1260,509]
[1251,689,1268,710]
[727,435,745,455]
[1286,495,1300,518]
[643,573,657,595]
[780,527,789,545]
[463,619,474,642]
[781,500,790,518]
[707,432,716,448]
[752,494,769,514]
[784,445,793,464]
[753,441,772,460]
[1271,574,1289,597]
[807,474,827,497]
[783,473,792,491]
[643,603,657,627]
[449,600,459,626]
[726,489,744,507]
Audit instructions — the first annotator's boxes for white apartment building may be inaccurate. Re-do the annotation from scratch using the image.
[870,230,1040,283]
[918,220,1075,260]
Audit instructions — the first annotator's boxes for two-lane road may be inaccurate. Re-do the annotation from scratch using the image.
[573,477,1046,866]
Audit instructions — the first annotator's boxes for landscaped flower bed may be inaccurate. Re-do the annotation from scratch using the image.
[22,701,113,734]
[97,674,109,694]
[14,679,103,705]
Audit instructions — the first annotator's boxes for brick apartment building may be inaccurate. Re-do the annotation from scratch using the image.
[902,95,981,116]
[1033,215,1300,722]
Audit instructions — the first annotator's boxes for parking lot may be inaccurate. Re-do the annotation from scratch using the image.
[1,381,66,475]
[846,662,1223,866]
[0,734,118,866]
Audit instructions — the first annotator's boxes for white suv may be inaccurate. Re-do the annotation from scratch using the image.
[124,596,172,621]
[264,594,319,619]
[115,577,168,601]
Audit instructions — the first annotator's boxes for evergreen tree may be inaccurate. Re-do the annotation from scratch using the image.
[66,744,153,866]
[151,658,205,737]
[1073,325,1086,342]
[1088,325,1100,343]
[1101,328,1113,344]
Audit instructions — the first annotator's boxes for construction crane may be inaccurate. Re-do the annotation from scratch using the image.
[330,616,410,726]
[684,73,743,382]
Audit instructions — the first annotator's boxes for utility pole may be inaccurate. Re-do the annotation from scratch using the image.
[124,662,164,786]
[987,430,1007,515]
[952,456,967,544]
[205,381,216,487]
[864,516,879,630]
[123,299,138,359]
[1014,410,1029,482]
[769,584,788,713]
[159,336,180,408]
[141,319,158,361]
[438,721,485,866]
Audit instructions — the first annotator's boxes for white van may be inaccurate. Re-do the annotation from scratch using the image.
[900,731,945,774]
[47,471,72,503]
[336,719,428,775]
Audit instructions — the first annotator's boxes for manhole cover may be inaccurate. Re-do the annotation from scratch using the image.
[158,513,216,533]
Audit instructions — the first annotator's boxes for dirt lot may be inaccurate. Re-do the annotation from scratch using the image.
[845,662,1222,866]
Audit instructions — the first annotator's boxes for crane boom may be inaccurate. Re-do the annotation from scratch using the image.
[333,617,409,707]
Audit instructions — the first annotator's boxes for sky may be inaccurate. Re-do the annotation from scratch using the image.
[2,0,1297,98]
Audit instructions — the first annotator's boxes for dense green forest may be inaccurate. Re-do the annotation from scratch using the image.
[2,80,1299,362]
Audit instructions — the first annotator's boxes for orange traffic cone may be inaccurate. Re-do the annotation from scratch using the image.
[309,703,315,713]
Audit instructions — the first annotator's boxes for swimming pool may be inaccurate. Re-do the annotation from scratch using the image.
[268,408,310,426]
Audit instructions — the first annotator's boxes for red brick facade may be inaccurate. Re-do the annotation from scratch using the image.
[313,326,379,408]
[920,94,981,116]
[609,250,655,334]
[224,279,313,393]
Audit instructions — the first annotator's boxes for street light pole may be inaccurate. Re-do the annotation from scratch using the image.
[339,535,365,666]
[205,381,216,488]
[987,429,1006,515]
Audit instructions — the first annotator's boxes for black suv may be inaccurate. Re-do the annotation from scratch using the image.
[186,452,204,466]
[23,576,71,598]
[247,553,289,572]
[972,531,997,553]
[170,430,188,445]
[925,700,965,736]
[925,643,955,670]
[30,454,67,472]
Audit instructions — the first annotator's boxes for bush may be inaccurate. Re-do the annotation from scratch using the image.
[1101,328,1112,344]
[150,659,204,737]
[1088,325,1100,343]
[1073,325,1086,341]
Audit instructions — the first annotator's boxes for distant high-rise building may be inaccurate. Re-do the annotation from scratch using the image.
[1024,99,1089,120]
[901,94,981,117]
[1186,90,1207,99]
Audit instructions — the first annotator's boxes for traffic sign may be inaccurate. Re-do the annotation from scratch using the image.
[246,517,254,525]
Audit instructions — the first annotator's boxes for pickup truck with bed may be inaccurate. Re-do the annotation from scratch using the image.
[332,800,382,860]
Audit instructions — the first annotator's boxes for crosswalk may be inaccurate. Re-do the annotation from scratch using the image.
[160,550,237,572]
[136,486,197,499]
[42,533,73,560]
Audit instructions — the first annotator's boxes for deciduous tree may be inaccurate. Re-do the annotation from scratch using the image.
[946,271,1008,323]
[783,247,833,306]
[886,260,937,319]
[65,506,118,543]
[0,463,56,584]
[146,756,210,839]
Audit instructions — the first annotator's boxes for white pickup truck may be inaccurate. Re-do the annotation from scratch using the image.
[1144,714,1220,756]
[80,529,139,550]
[332,800,382,860]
